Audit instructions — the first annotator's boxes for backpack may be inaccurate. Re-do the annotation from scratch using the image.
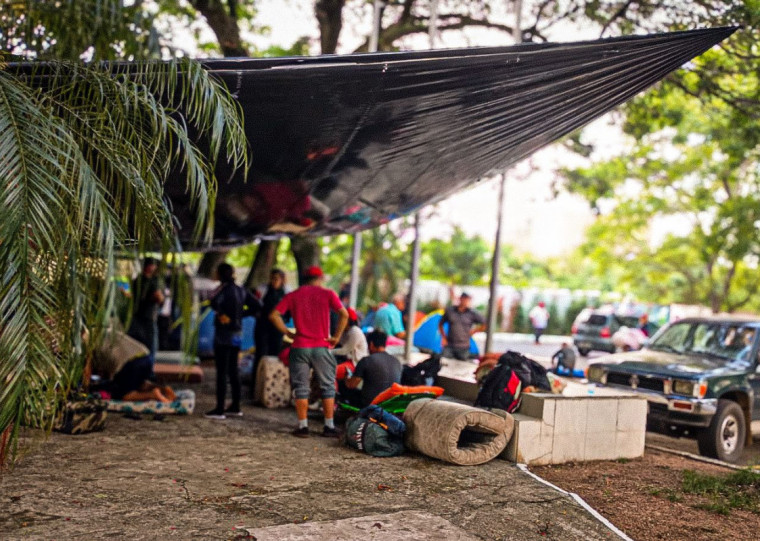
[401,354,441,387]
[344,406,406,457]
[498,350,552,391]
[474,363,523,412]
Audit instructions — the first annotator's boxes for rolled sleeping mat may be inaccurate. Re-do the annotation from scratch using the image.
[403,399,514,466]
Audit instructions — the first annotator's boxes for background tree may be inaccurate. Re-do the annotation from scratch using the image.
[419,227,491,286]
[566,20,760,312]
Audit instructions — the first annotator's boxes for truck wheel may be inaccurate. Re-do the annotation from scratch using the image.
[577,348,590,356]
[697,399,745,463]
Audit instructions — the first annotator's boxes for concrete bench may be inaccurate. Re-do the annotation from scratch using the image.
[503,391,647,465]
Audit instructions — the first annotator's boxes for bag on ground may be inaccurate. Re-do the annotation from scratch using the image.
[344,408,406,457]
[473,363,523,412]
[400,354,441,387]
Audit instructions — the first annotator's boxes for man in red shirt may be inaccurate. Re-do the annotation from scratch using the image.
[269,266,348,438]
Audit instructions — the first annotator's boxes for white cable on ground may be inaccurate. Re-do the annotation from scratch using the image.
[516,463,635,541]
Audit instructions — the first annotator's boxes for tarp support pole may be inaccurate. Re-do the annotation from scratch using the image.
[405,213,422,363]
[370,1,382,52]
[349,233,362,308]
[485,173,507,354]
[429,0,438,48]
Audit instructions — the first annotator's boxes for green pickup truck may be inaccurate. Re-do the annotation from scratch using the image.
[587,316,760,463]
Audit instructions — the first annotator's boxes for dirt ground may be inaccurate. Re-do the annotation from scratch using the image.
[533,449,760,541]
[1,376,619,541]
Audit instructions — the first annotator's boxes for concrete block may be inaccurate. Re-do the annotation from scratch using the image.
[615,429,645,459]
[583,432,618,461]
[553,398,588,435]
[617,397,647,431]
[518,394,545,419]
[586,399,619,433]
[551,432,586,464]
[502,414,541,462]
[519,394,557,425]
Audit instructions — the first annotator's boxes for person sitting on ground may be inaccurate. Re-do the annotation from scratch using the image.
[333,308,369,369]
[346,330,402,408]
[93,330,176,402]
[439,292,485,360]
[269,266,348,438]
[373,293,406,339]
[551,342,577,373]
[334,309,369,406]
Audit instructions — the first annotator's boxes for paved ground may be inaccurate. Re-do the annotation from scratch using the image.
[0,382,621,541]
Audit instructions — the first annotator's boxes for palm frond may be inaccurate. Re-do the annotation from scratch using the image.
[0,58,249,463]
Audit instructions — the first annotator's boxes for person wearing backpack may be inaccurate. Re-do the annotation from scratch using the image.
[205,263,261,420]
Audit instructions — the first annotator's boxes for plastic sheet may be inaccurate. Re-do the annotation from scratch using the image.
[166,28,736,245]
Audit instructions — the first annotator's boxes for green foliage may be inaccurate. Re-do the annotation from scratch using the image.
[0,5,248,461]
[419,227,491,286]
[681,469,760,515]
[0,0,165,60]
[564,7,760,313]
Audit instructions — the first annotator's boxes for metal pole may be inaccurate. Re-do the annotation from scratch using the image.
[405,213,422,363]
[429,0,438,48]
[485,174,507,354]
[349,233,362,308]
[369,0,382,53]
[484,0,522,353]
[513,0,522,43]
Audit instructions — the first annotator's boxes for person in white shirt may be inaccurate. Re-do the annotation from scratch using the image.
[333,308,369,367]
[529,302,550,344]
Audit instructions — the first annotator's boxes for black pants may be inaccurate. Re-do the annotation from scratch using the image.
[214,343,241,411]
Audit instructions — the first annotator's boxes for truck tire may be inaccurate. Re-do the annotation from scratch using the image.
[697,399,745,463]
[577,347,590,356]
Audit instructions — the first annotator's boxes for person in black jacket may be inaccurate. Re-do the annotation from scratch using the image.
[205,263,261,420]
[254,269,287,363]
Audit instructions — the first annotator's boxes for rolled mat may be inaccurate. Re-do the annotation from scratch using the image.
[403,399,514,466]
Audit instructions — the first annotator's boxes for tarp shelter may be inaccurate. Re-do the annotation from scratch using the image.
[414,311,479,356]
[160,27,735,246]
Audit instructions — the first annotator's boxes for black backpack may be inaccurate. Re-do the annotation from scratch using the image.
[498,350,551,391]
[474,362,524,412]
[401,354,441,387]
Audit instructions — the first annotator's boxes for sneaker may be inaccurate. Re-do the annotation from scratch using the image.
[224,408,243,417]
[204,409,226,420]
[321,426,339,438]
[292,427,310,438]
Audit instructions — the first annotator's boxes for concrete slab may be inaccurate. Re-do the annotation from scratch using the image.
[243,510,480,541]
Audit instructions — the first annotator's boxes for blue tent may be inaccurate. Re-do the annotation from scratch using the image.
[413,311,479,356]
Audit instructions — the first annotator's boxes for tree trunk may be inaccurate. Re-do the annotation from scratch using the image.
[196,249,229,278]
[315,0,345,54]
[193,0,246,278]
[193,0,248,56]
[291,236,320,285]
[244,239,280,290]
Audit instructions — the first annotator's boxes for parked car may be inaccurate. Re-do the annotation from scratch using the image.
[587,316,760,462]
[572,310,640,356]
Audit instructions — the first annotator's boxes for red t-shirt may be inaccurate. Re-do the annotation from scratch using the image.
[275,285,343,349]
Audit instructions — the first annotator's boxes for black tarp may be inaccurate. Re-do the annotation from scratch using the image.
[161,27,736,246]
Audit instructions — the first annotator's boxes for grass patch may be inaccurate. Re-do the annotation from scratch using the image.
[681,469,760,515]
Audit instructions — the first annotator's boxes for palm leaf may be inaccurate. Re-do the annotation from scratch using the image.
[0,58,248,462]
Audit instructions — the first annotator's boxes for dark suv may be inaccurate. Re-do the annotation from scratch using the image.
[573,311,640,356]
[587,316,760,462]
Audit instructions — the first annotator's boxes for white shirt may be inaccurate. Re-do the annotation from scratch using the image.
[333,326,369,364]
[529,306,550,329]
